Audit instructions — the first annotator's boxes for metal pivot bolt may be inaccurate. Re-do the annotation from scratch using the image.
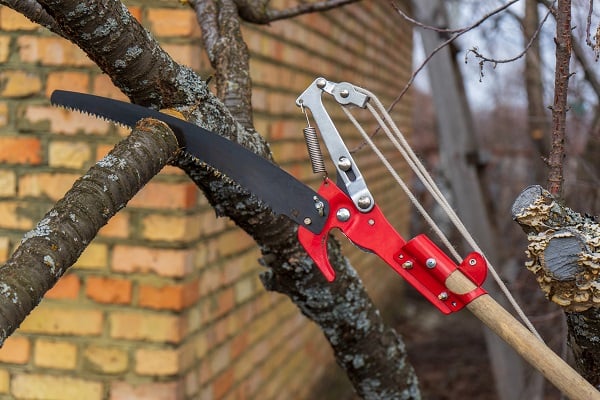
[316,78,327,88]
[336,208,351,222]
[426,258,437,269]
[338,156,352,171]
[438,292,449,301]
[313,196,325,217]
[339,89,350,98]
[402,260,413,269]
[357,196,372,210]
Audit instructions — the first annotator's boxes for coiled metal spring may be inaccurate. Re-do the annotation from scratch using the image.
[303,125,327,175]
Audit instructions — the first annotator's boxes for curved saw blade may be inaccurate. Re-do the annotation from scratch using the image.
[50,90,328,234]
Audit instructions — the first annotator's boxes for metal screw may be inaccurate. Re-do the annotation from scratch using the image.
[402,261,413,269]
[338,156,352,171]
[426,258,437,268]
[438,292,449,301]
[469,258,477,266]
[336,208,351,222]
[303,217,312,225]
[313,196,325,217]
[340,89,350,98]
[316,78,327,88]
[357,196,372,209]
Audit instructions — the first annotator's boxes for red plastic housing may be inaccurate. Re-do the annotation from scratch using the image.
[297,179,488,314]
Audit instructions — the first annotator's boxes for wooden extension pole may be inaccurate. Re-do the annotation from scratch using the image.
[446,271,600,400]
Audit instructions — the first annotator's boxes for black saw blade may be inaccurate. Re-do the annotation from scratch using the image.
[50,90,328,234]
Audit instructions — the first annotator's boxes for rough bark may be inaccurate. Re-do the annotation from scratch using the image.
[547,0,572,197]
[5,1,421,398]
[0,119,180,344]
[512,185,600,385]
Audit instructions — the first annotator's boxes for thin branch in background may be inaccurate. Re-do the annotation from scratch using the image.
[265,0,360,22]
[584,0,600,60]
[388,0,520,112]
[465,5,554,81]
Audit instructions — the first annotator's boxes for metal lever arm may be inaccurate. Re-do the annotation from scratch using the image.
[297,179,488,314]
[296,78,374,212]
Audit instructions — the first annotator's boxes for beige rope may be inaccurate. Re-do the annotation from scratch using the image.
[341,85,542,342]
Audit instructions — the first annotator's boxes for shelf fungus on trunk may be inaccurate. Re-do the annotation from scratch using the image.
[512,185,600,312]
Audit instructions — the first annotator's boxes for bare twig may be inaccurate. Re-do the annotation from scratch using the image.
[229,0,361,24]
[465,6,553,79]
[388,0,520,111]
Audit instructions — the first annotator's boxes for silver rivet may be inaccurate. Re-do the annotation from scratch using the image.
[340,89,350,98]
[336,208,351,222]
[469,258,477,266]
[402,261,413,269]
[316,78,327,88]
[438,292,449,301]
[304,217,312,225]
[357,196,372,209]
[426,258,437,268]
[338,156,352,171]
[368,219,375,226]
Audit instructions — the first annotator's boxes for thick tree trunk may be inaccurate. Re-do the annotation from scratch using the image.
[4,1,422,398]
[0,119,180,343]
[512,185,600,386]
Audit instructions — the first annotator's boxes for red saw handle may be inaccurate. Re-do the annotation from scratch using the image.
[298,179,487,314]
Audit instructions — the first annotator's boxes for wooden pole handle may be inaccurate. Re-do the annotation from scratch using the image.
[446,271,600,400]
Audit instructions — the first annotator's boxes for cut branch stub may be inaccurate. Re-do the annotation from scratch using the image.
[512,185,600,311]
[0,119,179,345]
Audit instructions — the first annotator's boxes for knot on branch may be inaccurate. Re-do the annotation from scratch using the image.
[512,185,600,311]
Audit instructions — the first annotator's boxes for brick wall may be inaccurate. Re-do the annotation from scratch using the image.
[0,2,412,399]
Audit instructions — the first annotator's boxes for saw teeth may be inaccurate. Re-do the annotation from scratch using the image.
[51,102,131,130]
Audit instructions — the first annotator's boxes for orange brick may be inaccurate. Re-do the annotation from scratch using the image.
[0,101,7,126]
[34,339,77,369]
[45,273,80,300]
[17,36,93,66]
[20,304,103,336]
[85,276,132,304]
[0,36,10,63]
[0,8,38,31]
[45,71,90,98]
[129,181,197,210]
[83,345,128,374]
[0,236,9,263]
[98,211,129,238]
[0,169,16,196]
[0,70,41,97]
[213,369,234,399]
[162,43,204,71]
[0,201,34,230]
[92,74,129,101]
[109,311,181,343]
[0,335,30,364]
[134,348,180,376]
[74,243,108,270]
[141,214,201,242]
[138,279,199,311]
[110,381,182,400]
[0,137,41,164]
[22,105,109,135]
[48,140,92,169]
[11,374,103,400]
[128,6,142,22]
[111,245,194,277]
[18,173,79,201]
[147,9,200,37]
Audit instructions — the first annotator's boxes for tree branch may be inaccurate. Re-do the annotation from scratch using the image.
[0,0,65,37]
[0,119,180,344]
[230,0,361,24]
[547,0,572,197]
